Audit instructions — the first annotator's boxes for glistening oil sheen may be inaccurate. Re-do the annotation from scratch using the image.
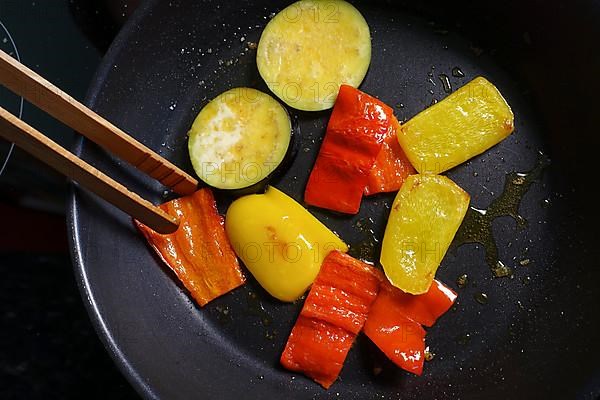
[452,153,550,277]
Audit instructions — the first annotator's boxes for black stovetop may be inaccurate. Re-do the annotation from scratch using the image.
[0,1,139,398]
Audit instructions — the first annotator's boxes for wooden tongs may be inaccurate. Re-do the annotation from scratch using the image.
[0,49,198,233]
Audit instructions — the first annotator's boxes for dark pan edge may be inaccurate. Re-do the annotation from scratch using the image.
[67,0,162,399]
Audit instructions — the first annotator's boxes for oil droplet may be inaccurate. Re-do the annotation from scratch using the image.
[424,346,435,361]
[215,305,232,325]
[541,198,551,208]
[438,73,452,93]
[452,67,465,78]
[474,292,488,304]
[348,240,378,264]
[491,260,513,278]
[247,42,258,50]
[265,329,278,340]
[519,258,530,266]
[430,98,438,106]
[457,332,471,345]
[521,276,531,285]
[247,291,272,327]
[427,65,435,78]
[354,217,375,232]
[456,274,468,288]
[349,217,379,263]
[452,154,550,277]
[395,102,405,109]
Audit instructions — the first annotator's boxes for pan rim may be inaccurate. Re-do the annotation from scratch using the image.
[67,0,162,398]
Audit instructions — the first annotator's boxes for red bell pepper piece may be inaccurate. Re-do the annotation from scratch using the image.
[364,116,416,195]
[304,85,393,214]
[382,279,457,327]
[136,188,245,306]
[363,279,457,375]
[363,301,426,375]
[281,251,383,388]
[280,317,355,389]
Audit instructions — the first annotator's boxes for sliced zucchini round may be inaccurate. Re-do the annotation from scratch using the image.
[188,87,291,190]
[257,0,371,111]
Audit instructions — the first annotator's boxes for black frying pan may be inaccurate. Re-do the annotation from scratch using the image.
[68,0,600,398]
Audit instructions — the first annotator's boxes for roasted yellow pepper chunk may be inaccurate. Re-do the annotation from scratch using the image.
[225,186,348,301]
[380,175,470,294]
[398,77,514,174]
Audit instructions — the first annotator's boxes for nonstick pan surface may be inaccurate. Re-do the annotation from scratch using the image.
[68,0,600,398]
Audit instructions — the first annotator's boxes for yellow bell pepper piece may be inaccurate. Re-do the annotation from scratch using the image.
[380,175,470,294]
[398,77,514,174]
[225,186,348,301]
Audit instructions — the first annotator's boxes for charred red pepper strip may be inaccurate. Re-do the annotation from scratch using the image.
[364,116,416,195]
[281,251,383,388]
[304,85,392,214]
[363,279,457,375]
[136,188,245,306]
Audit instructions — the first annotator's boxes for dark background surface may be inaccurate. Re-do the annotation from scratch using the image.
[0,0,139,398]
